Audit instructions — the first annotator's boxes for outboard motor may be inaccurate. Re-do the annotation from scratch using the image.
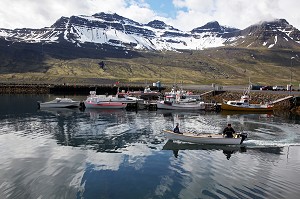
[239,133,248,144]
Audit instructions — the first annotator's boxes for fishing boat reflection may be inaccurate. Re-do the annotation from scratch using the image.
[83,108,126,119]
[162,140,246,160]
[220,110,274,116]
[38,107,81,116]
[156,109,206,117]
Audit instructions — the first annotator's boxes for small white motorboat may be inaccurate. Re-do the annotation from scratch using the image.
[38,98,80,108]
[163,130,247,145]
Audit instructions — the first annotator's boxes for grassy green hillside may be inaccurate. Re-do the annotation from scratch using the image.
[0,45,299,86]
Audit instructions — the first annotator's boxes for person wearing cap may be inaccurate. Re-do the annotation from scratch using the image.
[173,123,181,134]
[223,123,235,138]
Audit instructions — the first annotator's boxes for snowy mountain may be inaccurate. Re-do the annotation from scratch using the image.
[0,12,300,51]
[227,19,300,48]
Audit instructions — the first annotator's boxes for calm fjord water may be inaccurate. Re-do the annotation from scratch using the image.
[0,94,300,199]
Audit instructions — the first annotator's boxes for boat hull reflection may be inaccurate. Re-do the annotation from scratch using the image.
[163,140,246,159]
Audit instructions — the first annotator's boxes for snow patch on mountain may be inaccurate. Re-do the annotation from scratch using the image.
[0,13,299,51]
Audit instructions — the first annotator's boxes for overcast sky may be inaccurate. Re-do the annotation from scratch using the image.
[0,0,299,31]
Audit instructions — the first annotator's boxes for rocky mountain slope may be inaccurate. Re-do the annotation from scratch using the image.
[1,12,299,51]
[0,12,299,85]
[227,19,300,49]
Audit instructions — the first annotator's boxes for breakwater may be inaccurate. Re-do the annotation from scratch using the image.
[201,90,297,110]
[0,83,164,95]
[206,91,289,104]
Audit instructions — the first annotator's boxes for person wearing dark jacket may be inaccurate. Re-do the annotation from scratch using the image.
[223,123,235,138]
[173,123,181,134]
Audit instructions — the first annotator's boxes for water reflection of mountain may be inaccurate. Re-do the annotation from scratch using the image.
[44,109,165,152]
[71,129,163,153]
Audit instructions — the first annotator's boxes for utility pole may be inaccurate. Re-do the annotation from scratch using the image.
[290,57,295,94]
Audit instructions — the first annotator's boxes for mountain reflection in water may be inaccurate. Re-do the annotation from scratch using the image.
[0,94,300,199]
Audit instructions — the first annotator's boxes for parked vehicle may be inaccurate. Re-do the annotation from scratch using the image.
[250,84,263,90]
[272,86,285,91]
[260,86,273,90]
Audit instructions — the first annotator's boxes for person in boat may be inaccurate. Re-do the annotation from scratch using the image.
[223,123,235,138]
[173,123,182,134]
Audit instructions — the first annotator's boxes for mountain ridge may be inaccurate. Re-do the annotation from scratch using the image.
[1,12,299,51]
[0,12,299,86]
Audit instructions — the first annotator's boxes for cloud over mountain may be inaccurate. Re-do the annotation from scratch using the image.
[1,12,299,52]
[0,0,300,31]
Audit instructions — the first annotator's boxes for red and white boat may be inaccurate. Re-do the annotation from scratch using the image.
[84,90,142,109]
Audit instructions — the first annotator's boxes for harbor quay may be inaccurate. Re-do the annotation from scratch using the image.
[0,83,299,113]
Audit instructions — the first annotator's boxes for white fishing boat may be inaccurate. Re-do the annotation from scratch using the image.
[38,98,80,108]
[157,87,205,110]
[163,130,247,145]
[85,90,142,103]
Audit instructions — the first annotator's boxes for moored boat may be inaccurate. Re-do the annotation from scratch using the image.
[163,130,247,145]
[38,98,80,108]
[83,90,145,109]
[122,86,160,99]
[86,91,142,104]
[221,86,273,111]
[157,87,205,110]
[221,102,273,111]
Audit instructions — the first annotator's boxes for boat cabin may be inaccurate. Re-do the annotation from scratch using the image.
[163,90,201,104]
[226,95,250,106]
